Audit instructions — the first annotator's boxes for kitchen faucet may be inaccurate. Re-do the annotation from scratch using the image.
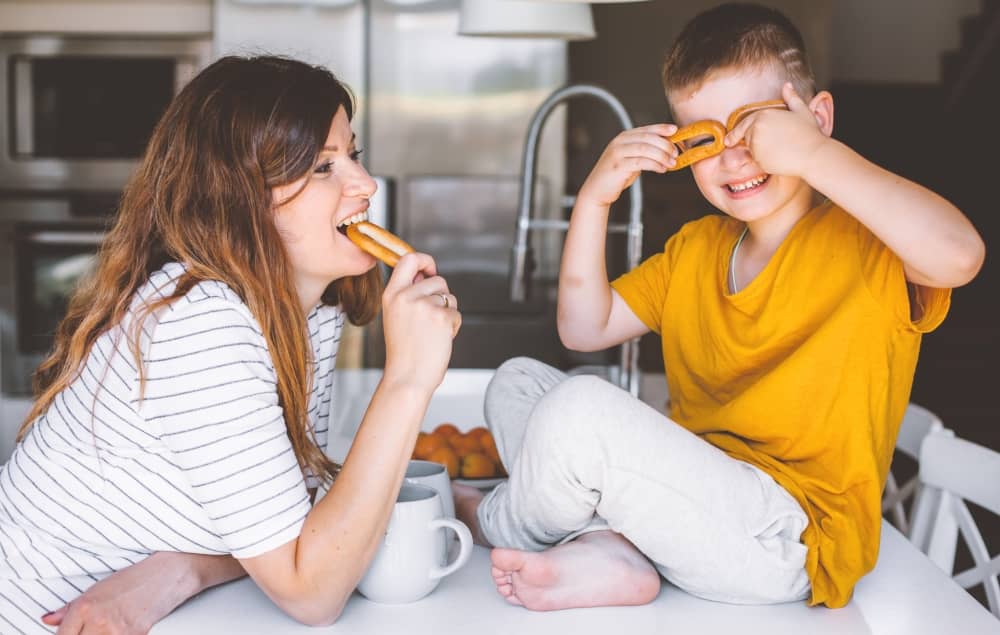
[510,84,642,397]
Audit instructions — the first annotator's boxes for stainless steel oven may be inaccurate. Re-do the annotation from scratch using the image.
[0,181,394,395]
[0,34,208,393]
[0,197,111,394]
[0,35,210,192]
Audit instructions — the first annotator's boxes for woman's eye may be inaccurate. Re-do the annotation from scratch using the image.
[314,160,335,175]
[350,148,364,162]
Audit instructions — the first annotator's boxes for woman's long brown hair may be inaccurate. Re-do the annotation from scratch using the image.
[18,56,381,485]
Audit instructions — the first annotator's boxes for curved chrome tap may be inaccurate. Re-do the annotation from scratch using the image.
[510,84,642,396]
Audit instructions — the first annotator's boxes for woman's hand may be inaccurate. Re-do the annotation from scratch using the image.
[42,552,244,635]
[380,252,461,393]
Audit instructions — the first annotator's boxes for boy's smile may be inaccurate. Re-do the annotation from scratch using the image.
[670,65,815,227]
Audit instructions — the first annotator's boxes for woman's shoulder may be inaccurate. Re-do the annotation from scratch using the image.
[140,262,265,339]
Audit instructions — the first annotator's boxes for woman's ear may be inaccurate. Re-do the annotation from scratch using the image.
[809,90,835,137]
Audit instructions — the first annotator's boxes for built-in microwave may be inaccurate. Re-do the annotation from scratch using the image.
[0,35,210,192]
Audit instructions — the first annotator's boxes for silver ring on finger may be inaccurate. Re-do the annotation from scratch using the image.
[436,293,450,309]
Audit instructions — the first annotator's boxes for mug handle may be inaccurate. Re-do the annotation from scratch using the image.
[428,518,473,580]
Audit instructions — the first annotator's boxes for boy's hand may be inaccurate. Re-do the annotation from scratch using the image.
[724,82,829,178]
[577,124,679,208]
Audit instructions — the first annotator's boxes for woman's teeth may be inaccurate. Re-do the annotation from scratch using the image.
[336,211,369,234]
[726,175,769,192]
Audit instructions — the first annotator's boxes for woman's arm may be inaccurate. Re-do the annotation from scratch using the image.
[236,252,460,626]
[43,552,244,634]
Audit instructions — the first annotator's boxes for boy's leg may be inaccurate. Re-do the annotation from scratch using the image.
[454,357,576,546]
[483,356,569,468]
[478,373,811,607]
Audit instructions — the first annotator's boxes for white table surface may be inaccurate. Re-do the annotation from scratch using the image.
[153,370,999,634]
[152,520,999,635]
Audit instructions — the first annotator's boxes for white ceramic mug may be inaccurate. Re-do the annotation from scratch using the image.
[405,460,457,553]
[357,483,473,604]
[405,459,455,518]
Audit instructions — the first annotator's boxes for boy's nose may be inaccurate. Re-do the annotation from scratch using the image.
[719,145,753,170]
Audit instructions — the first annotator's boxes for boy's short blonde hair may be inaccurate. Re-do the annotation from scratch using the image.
[662,3,815,104]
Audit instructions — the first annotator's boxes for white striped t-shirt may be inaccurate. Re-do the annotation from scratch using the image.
[0,262,343,634]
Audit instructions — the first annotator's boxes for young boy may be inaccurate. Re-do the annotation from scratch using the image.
[453,3,985,610]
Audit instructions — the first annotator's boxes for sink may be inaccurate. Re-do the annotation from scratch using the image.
[360,272,619,372]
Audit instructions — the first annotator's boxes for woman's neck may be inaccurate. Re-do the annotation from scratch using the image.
[294,274,327,315]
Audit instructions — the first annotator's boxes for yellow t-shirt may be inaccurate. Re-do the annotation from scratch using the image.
[611,201,950,608]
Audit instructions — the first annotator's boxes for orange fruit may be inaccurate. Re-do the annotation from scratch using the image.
[413,431,448,460]
[448,432,481,458]
[481,435,502,466]
[433,423,461,439]
[461,452,497,479]
[467,427,493,447]
[428,446,460,478]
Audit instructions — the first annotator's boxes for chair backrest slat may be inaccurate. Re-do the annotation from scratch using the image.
[883,403,948,536]
[914,433,1000,619]
[921,435,1000,514]
[896,403,944,459]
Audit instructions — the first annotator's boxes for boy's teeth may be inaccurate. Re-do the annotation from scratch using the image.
[727,175,768,192]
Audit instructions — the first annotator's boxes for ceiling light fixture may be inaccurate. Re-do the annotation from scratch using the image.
[458,0,596,40]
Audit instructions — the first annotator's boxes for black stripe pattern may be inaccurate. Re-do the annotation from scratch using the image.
[0,263,343,630]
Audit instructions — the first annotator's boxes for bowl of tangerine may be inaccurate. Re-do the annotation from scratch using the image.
[412,423,507,487]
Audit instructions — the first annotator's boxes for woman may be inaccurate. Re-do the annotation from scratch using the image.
[0,55,460,633]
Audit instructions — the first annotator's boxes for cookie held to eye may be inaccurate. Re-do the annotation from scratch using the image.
[345,221,414,267]
[667,99,787,171]
[668,120,727,171]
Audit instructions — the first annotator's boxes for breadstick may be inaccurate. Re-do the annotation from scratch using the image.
[345,222,415,268]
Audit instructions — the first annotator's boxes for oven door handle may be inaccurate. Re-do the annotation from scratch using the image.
[20,230,107,245]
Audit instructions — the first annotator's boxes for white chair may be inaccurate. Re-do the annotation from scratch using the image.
[882,403,946,535]
[909,433,1000,618]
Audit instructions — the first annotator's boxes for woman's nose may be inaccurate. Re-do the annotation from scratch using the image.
[345,164,378,199]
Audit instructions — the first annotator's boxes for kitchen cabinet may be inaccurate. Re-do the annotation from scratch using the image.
[0,1,211,35]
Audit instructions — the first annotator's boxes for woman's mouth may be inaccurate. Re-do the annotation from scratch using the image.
[725,174,770,196]
[336,211,370,235]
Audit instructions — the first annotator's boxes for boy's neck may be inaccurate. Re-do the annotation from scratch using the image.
[743,186,821,255]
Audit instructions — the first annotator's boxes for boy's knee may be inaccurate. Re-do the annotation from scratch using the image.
[493,356,551,381]
[531,374,613,438]
[485,357,561,412]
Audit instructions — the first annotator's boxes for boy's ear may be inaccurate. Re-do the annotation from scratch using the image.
[808,90,834,137]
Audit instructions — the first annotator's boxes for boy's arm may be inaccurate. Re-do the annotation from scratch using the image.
[558,124,677,351]
[728,82,985,289]
[801,139,983,288]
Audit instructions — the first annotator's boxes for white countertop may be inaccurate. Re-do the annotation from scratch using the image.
[150,368,995,633]
[152,521,999,635]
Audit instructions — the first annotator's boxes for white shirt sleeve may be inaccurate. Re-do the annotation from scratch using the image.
[139,292,311,559]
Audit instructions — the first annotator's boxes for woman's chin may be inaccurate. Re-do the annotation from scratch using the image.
[347,255,379,277]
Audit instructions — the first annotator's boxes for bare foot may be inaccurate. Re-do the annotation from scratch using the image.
[489,530,661,611]
[452,482,492,547]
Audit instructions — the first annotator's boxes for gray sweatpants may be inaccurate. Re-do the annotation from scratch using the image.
[476,357,811,604]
